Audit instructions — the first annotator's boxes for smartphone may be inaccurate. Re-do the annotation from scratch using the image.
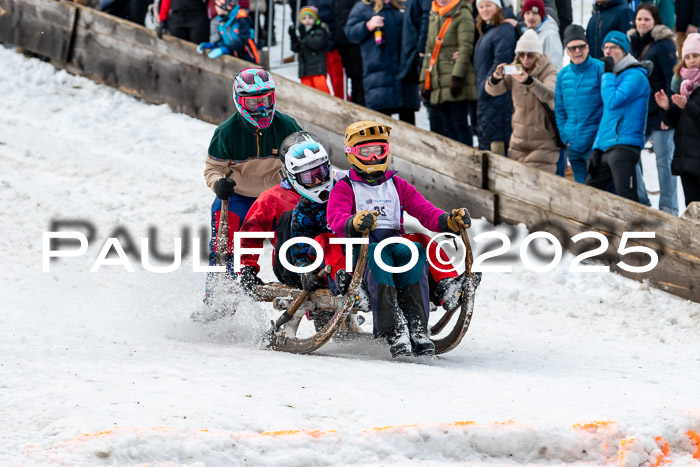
[504,65,522,75]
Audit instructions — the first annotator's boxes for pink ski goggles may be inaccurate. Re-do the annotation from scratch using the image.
[344,142,389,161]
[238,91,275,111]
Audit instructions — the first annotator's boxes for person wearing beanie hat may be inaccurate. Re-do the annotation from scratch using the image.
[554,25,604,183]
[563,23,586,45]
[299,6,320,24]
[485,28,559,172]
[520,0,563,68]
[585,25,651,201]
[288,6,331,93]
[653,32,700,207]
[473,0,517,154]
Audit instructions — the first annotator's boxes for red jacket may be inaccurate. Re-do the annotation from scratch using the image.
[239,181,301,271]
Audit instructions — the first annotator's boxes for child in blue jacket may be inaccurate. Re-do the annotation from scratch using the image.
[197,0,259,63]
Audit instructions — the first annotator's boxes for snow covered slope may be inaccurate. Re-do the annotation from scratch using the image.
[1,47,700,466]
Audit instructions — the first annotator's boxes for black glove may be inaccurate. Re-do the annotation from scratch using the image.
[420,82,430,100]
[449,76,464,98]
[297,23,307,38]
[239,266,264,293]
[156,21,167,39]
[603,56,615,73]
[301,269,325,292]
[214,176,236,200]
[587,149,603,175]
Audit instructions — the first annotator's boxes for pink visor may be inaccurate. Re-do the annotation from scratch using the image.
[239,91,275,111]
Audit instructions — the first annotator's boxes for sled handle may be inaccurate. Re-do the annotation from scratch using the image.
[273,264,332,330]
[430,224,473,335]
[215,170,234,267]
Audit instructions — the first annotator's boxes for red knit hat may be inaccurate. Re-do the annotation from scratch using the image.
[522,0,546,21]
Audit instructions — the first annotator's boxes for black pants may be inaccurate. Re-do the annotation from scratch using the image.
[168,8,210,44]
[337,43,365,106]
[586,146,641,201]
[379,107,415,125]
[681,174,700,206]
[438,100,473,145]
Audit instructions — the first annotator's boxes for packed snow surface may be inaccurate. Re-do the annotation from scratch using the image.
[1,47,700,466]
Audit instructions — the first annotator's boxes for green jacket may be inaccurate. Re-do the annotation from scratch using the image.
[204,111,302,198]
[420,0,476,104]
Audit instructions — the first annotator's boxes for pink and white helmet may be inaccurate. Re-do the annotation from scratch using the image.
[233,68,276,129]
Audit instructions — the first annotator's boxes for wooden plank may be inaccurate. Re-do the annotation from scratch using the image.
[0,0,76,60]
[486,152,700,259]
[497,195,699,302]
[274,76,484,188]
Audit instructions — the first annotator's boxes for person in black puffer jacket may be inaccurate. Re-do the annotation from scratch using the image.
[628,3,678,214]
[289,6,332,93]
[656,33,700,207]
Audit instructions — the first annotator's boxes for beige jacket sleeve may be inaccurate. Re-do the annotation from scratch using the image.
[528,61,558,108]
[485,75,511,97]
[204,157,232,193]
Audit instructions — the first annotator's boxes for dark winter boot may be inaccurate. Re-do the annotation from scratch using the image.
[335,269,370,311]
[384,323,412,358]
[433,272,483,311]
[398,282,435,357]
[372,283,412,357]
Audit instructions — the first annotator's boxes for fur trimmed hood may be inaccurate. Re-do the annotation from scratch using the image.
[627,24,675,43]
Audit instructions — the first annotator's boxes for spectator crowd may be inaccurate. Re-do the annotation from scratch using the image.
[102,0,700,210]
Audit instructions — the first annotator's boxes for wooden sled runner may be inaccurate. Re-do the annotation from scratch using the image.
[254,227,477,356]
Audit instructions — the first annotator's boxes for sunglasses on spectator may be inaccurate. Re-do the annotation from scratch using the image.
[566,44,587,52]
[344,142,389,162]
[517,52,537,59]
[602,45,620,52]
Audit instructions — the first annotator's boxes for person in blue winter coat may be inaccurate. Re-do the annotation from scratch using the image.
[555,25,604,183]
[473,0,516,154]
[586,31,651,201]
[586,0,635,59]
[344,0,421,123]
[196,0,260,63]
[628,4,679,214]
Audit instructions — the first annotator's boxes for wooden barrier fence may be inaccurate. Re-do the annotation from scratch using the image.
[1,0,697,302]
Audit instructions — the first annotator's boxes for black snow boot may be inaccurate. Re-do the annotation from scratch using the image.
[398,282,435,357]
[335,269,370,312]
[433,272,483,311]
[374,283,412,358]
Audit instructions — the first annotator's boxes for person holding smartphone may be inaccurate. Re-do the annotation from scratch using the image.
[485,29,559,172]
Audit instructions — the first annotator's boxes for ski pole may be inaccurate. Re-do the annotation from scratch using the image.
[274,264,332,330]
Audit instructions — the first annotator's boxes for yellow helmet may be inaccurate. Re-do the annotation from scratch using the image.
[343,121,392,179]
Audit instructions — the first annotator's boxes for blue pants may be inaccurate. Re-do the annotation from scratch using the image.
[635,130,678,215]
[556,149,567,177]
[205,193,257,300]
[568,147,592,184]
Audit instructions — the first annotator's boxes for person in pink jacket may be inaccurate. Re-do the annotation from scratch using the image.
[327,120,476,358]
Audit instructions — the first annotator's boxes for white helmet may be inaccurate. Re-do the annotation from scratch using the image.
[279,131,334,203]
